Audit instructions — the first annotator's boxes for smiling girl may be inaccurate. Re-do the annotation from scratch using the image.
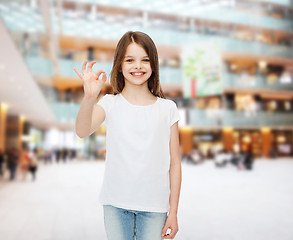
[74,31,181,240]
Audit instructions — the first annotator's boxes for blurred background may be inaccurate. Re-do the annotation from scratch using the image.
[0,0,293,239]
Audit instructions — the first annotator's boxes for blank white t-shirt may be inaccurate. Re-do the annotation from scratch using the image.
[97,93,180,213]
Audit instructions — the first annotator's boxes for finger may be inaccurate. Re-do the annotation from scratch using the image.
[87,61,96,72]
[96,69,106,79]
[161,226,169,238]
[167,228,177,239]
[73,68,83,80]
[101,72,107,81]
[167,230,176,239]
[82,60,87,74]
[162,227,174,238]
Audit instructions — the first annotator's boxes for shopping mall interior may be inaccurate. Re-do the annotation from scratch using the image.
[0,0,293,240]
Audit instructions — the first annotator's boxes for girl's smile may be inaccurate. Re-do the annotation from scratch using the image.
[130,71,146,77]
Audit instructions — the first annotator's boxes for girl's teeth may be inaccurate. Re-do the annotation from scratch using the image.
[133,73,143,75]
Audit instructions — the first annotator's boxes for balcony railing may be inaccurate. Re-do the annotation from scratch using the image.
[255,0,292,6]
[50,101,293,127]
[222,72,293,91]
[189,109,293,127]
[25,57,293,92]
[50,102,80,124]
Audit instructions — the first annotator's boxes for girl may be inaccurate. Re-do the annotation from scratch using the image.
[74,31,181,240]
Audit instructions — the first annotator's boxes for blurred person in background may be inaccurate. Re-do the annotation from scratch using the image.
[37,148,44,161]
[28,149,38,181]
[0,149,5,178]
[74,31,181,240]
[207,147,215,159]
[44,149,53,164]
[19,147,30,181]
[63,148,68,163]
[187,149,204,164]
[243,147,254,170]
[7,147,19,181]
[215,149,231,167]
[55,148,61,163]
[88,46,94,61]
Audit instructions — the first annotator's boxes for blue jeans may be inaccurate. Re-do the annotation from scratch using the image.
[103,205,168,240]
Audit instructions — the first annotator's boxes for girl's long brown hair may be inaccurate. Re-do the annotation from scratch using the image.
[110,31,165,99]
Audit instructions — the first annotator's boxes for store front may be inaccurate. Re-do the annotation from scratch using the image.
[192,130,222,158]
[232,129,262,157]
[271,130,293,157]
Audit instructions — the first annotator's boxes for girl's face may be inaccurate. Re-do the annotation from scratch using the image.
[121,43,152,87]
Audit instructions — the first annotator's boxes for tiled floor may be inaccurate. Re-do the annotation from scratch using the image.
[0,158,293,240]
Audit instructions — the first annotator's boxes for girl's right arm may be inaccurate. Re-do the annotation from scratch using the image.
[74,60,107,138]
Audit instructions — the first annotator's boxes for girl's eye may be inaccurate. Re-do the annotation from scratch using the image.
[126,59,133,62]
[143,59,150,62]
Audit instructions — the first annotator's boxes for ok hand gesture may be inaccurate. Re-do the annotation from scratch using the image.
[74,60,107,101]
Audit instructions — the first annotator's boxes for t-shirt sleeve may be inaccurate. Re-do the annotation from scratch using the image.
[169,100,180,127]
[96,94,114,126]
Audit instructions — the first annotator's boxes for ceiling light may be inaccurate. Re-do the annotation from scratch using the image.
[1,102,8,110]
[20,115,26,121]
[258,61,267,69]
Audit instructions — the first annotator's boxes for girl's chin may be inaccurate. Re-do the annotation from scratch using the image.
[125,78,149,85]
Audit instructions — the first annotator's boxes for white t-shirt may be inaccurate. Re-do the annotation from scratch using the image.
[97,93,180,213]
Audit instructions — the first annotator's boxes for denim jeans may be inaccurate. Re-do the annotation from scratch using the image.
[103,205,168,240]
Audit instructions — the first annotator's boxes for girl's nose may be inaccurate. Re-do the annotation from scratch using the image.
[135,61,142,69]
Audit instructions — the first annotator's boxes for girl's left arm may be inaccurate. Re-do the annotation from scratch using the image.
[161,121,181,239]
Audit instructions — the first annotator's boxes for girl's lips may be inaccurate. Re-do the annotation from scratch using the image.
[130,72,145,76]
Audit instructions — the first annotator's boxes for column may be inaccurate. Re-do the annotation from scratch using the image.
[261,128,272,158]
[18,115,25,151]
[0,103,8,152]
[179,127,193,156]
[222,127,234,151]
[6,115,25,151]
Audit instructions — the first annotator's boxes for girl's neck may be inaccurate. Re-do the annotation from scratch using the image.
[121,87,156,105]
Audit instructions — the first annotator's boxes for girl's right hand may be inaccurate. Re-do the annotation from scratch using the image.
[73,60,107,101]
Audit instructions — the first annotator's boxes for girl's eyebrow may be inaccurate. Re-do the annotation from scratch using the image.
[124,55,149,58]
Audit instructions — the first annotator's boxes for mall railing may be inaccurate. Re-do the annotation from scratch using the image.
[20,26,293,60]
[222,72,293,91]
[0,0,293,32]
[25,57,293,92]
[189,109,293,128]
[25,57,183,85]
[61,0,293,31]
[1,2,293,53]
[50,102,293,128]
[146,31,293,59]
[50,102,79,124]
[256,0,292,6]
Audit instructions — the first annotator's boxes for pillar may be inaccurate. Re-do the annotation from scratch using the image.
[223,127,234,151]
[261,128,272,158]
[6,115,25,151]
[18,115,25,150]
[179,127,193,155]
[0,102,8,152]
